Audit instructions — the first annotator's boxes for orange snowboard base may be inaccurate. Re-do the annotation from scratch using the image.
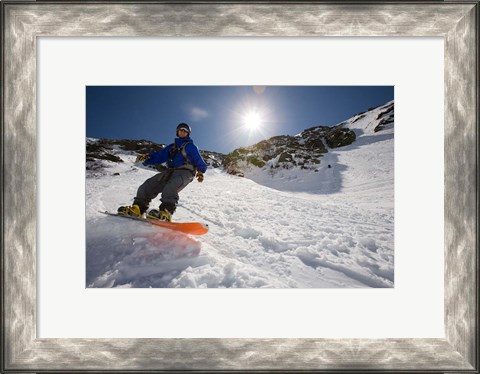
[101,211,209,236]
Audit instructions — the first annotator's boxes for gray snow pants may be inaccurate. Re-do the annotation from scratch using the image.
[133,168,195,214]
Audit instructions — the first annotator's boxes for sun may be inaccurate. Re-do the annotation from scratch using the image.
[244,112,262,131]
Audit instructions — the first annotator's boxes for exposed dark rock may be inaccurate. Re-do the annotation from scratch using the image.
[225,164,244,177]
[278,152,293,163]
[248,156,266,168]
[305,137,327,152]
[116,139,165,154]
[222,126,333,176]
[325,127,356,148]
[374,103,395,132]
[352,114,366,123]
[86,140,124,169]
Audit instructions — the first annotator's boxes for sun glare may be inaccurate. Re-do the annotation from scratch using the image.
[244,112,262,131]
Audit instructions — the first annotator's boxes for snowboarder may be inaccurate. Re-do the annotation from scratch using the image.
[117,123,208,222]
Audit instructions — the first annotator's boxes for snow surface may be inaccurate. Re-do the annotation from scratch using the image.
[86,102,394,288]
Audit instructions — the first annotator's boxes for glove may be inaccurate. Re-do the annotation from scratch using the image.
[135,154,150,163]
[196,171,204,183]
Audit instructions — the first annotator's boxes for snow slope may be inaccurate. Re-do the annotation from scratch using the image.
[86,102,394,288]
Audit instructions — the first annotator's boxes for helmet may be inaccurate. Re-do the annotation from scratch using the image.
[176,123,191,136]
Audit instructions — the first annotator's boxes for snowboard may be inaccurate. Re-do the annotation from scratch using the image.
[100,211,209,236]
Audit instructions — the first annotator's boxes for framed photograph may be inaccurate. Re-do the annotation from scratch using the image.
[2,1,478,372]
[85,85,395,289]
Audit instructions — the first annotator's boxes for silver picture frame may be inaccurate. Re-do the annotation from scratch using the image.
[2,1,478,372]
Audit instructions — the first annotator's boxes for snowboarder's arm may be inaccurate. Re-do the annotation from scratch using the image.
[143,145,171,165]
[187,144,208,173]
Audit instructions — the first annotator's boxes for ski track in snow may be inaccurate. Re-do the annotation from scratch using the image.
[86,102,394,288]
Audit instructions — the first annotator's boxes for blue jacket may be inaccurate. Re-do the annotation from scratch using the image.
[144,137,208,173]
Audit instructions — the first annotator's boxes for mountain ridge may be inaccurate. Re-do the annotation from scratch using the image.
[86,100,394,181]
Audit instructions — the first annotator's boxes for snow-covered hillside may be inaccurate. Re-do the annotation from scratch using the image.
[86,101,394,288]
[241,101,394,197]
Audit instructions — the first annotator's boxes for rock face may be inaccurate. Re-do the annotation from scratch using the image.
[86,138,165,172]
[325,127,356,148]
[201,151,224,169]
[374,102,394,132]
[221,125,356,176]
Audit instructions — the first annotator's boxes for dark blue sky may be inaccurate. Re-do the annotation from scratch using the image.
[86,86,393,154]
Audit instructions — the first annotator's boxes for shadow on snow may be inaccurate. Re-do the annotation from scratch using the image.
[86,216,203,288]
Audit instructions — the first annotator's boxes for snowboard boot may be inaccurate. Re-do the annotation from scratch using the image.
[147,208,172,222]
[117,204,142,218]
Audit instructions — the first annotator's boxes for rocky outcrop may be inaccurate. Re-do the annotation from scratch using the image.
[325,127,356,148]
[374,102,394,132]
[222,124,356,175]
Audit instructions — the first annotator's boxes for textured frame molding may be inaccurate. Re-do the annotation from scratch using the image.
[2,1,478,372]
